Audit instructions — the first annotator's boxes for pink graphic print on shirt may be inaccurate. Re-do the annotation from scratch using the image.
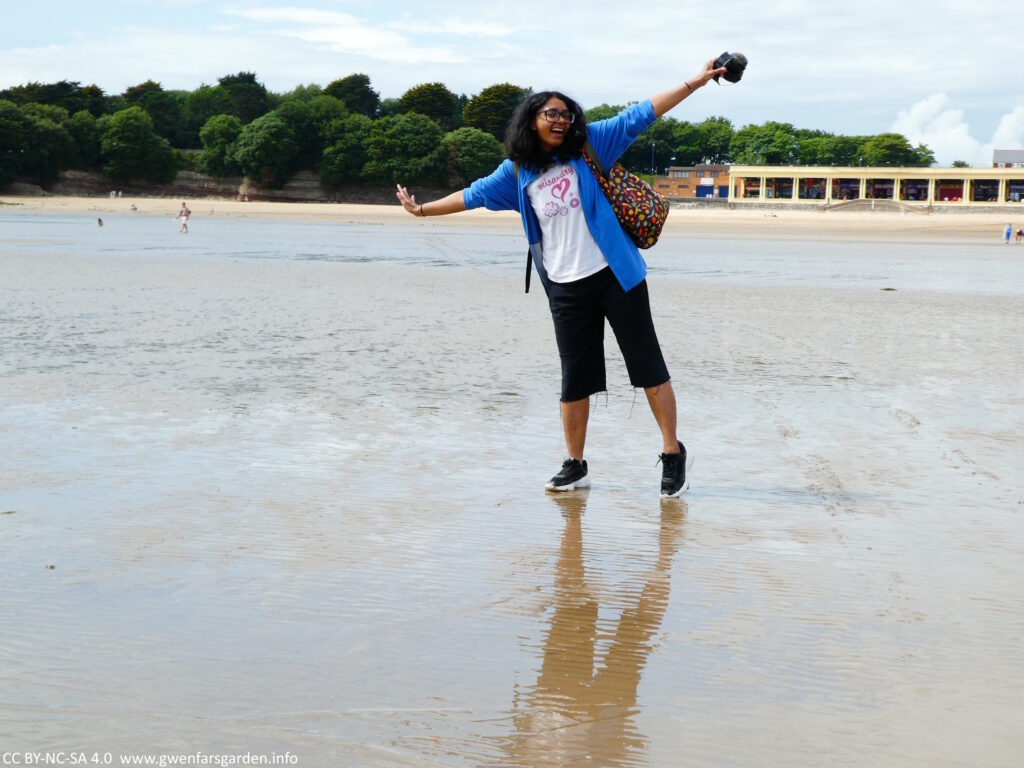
[538,165,580,218]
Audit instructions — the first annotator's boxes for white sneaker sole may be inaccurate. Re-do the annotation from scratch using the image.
[546,475,591,492]
[661,451,695,498]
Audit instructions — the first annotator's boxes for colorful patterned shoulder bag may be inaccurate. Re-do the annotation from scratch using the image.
[582,139,669,249]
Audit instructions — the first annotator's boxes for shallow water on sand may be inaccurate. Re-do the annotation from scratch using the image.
[2,211,1022,766]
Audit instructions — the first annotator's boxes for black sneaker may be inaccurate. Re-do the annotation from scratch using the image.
[546,459,590,492]
[659,442,694,498]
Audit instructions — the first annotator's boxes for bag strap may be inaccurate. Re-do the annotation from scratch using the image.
[514,161,532,293]
[582,139,609,180]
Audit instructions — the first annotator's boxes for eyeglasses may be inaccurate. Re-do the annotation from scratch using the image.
[538,108,575,124]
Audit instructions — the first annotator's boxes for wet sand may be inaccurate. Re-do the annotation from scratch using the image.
[1,204,1022,766]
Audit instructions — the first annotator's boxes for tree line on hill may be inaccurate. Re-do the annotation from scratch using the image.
[0,72,938,192]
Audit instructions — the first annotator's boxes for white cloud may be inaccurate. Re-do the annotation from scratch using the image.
[227,6,464,65]
[991,106,1024,151]
[388,18,512,38]
[890,94,1024,167]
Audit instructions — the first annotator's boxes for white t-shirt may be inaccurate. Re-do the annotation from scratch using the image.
[526,161,608,283]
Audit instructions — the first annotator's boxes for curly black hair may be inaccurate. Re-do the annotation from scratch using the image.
[504,91,588,171]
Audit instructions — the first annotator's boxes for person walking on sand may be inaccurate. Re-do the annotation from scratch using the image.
[396,57,727,498]
[179,202,191,234]
[1005,223,1012,244]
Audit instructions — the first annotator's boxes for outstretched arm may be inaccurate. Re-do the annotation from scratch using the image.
[649,58,727,118]
[396,185,467,217]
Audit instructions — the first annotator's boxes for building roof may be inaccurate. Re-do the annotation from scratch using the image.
[993,149,1024,163]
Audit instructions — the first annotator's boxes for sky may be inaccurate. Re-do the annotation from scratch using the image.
[2,0,1022,166]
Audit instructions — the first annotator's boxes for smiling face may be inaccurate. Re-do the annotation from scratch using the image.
[532,97,572,153]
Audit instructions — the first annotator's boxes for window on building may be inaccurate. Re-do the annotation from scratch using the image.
[969,179,999,202]
[937,179,963,201]
[831,178,861,200]
[899,179,929,202]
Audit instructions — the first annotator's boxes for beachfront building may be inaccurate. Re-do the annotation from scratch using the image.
[727,165,1024,207]
[656,164,730,199]
[993,149,1024,168]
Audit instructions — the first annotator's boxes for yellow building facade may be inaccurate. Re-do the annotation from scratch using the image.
[727,165,1024,207]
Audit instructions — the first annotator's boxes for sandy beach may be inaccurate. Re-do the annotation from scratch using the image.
[3,193,1022,241]
[1,198,1022,766]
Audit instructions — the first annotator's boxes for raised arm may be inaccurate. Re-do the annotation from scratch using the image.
[396,185,467,217]
[649,58,727,118]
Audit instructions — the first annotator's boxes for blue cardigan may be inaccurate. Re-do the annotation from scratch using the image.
[462,100,658,293]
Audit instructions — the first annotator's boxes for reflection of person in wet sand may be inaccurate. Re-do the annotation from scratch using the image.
[502,494,685,767]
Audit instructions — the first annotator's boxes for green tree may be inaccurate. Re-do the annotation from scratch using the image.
[274,99,319,172]
[670,121,706,166]
[0,99,28,185]
[621,118,677,174]
[22,112,74,184]
[585,104,624,122]
[441,127,504,186]
[308,95,348,137]
[99,106,176,182]
[231,112,297,187]
[399,82,458,129]
[319,112,373,187]
[826,135,865,166]
[730,122,798,165]
[0,80,109,117]
[952,159,970,168]
[278,83,323,102]
[911,142,936,166]
[795,134,833,166]
[699,116,733,163]
[363,112,445,184]
[217,72,271,123]
[123,81,186,146]
[377,97,402,117]
[199,114,243,176]
[451,93,468,129]
[324,74,380,117]
[860,132,930,166]
[67,109,101,169]
[20,103,69,124]
[182,85,232,145]
[17,104,75,184]
[463,83,529,141]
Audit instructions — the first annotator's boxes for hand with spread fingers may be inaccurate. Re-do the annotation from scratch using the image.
[396,184,422,217]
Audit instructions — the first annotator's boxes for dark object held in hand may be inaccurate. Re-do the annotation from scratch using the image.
[713,52,748,83]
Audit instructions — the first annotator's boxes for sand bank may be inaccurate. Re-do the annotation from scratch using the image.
[3,193,1021,242]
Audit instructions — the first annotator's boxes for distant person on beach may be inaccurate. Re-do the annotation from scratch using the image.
[1016,228,1023,244]
[1006,223,1012,244]
[130,203,137,213]
[180,202,190,234]
[396,57,727,498]
[97,218,103,227]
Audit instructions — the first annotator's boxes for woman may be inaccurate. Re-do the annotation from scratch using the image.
[396,58,725,497]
